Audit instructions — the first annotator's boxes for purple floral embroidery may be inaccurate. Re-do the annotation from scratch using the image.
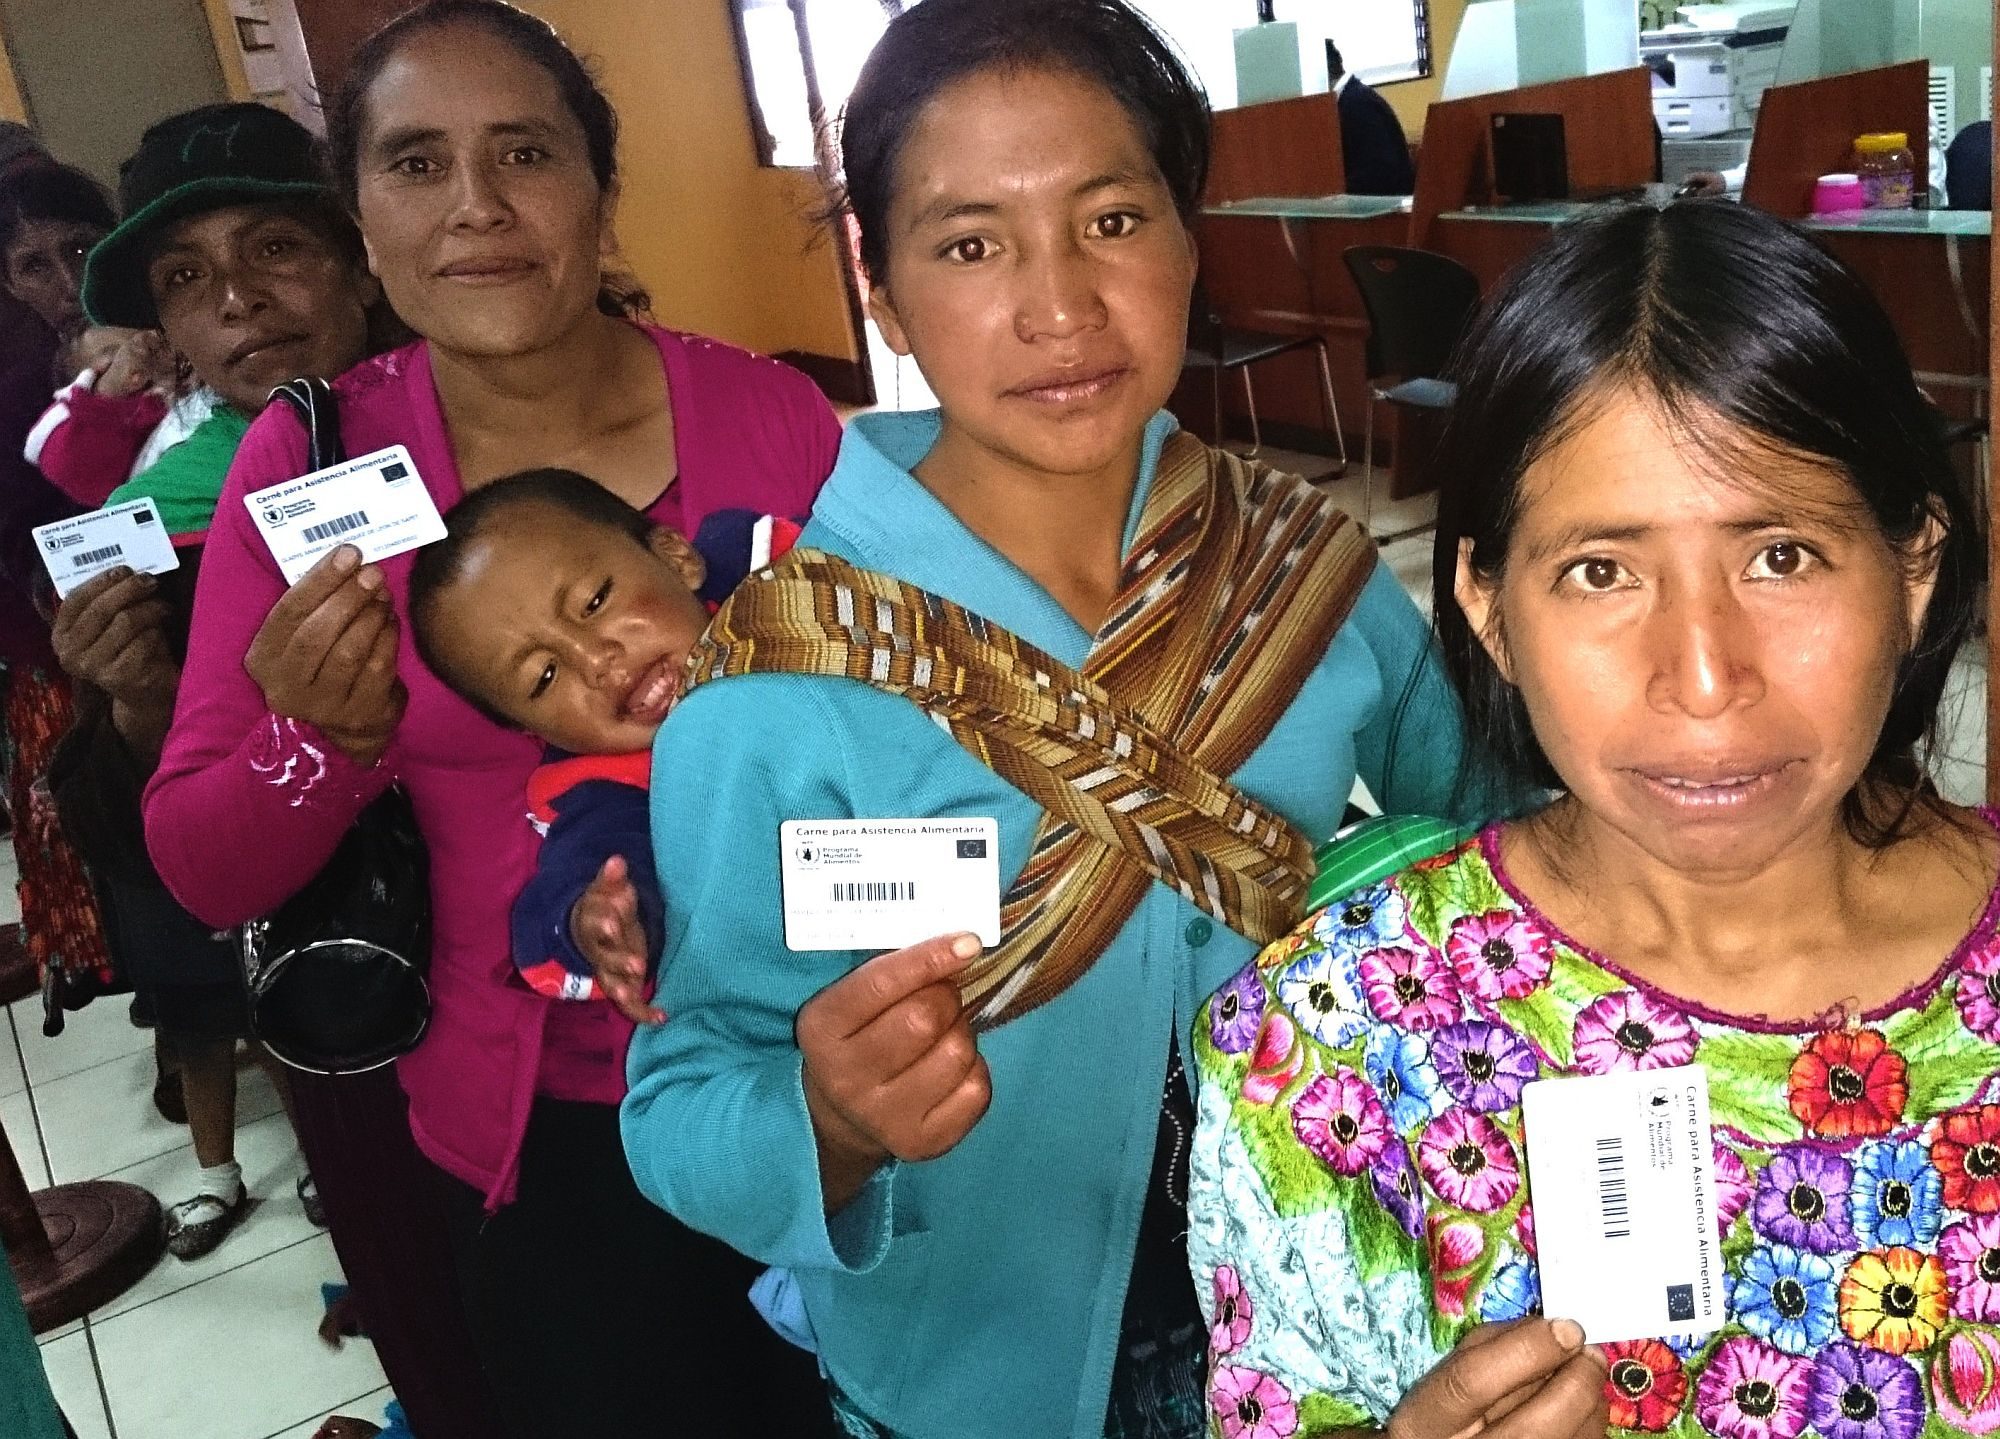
[1804,1342,1923,1439]
[1431,1021,1538,1114]
[1209,966,1268,1055]
[1752,1148,1856,1255]
[1369,1140,1426,1240]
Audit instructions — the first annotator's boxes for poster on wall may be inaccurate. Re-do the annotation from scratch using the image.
[227,0,319,130]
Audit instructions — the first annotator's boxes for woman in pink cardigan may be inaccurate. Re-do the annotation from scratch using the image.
[143,4,838,1435]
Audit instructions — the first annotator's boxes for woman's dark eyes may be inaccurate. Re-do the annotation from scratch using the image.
[530,661,557,700]
[389,156,437,176]
[1747,541,1818,581]
[584,580,611,617]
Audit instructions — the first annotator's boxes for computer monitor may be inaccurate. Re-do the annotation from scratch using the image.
[1491,112,1571,200]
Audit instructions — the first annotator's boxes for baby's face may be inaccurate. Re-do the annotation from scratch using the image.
[426,504,711,754]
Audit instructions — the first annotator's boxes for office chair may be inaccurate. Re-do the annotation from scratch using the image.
[1342,246,1482,541]
[1183,282,1346,471]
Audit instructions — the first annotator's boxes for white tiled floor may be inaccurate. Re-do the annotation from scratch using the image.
[2,844,392,1439]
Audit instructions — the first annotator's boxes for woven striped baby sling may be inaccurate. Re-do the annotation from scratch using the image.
[684,431,1377,1030]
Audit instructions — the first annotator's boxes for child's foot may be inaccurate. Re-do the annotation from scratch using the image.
[163,1185,247,1259]
[298,1172,327,1228]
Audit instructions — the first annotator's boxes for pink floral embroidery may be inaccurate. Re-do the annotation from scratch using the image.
[1513,1201,1538,1257]
[1933,1326,2000,1435]
[1359,945,1462,1030]
[1715,1142,1752,1237]
[1941,1215,2000,1321]
[1242,1010,1305,1107]
[1693,1335,1809,1439]
[1445,909,1552,1002]
[1572,989,1697,1074]
[1959,941,2000,1044]
[1418,1109,1520,1213]
[1210,1266,1254,1355]
[1209,1365,1300,1439]
[1291,1069,1392,1176]
[1428,1216,1486,1319]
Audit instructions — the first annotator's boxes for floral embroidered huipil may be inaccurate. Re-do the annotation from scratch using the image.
[1189,825,2000,1439]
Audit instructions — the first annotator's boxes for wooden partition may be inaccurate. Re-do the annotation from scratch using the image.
[1408,67,1656,247]
[1187,203,1409,465]
[1205,93,1348,204]
[1742,61,1931,217]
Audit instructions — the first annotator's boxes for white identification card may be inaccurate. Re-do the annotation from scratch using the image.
[243,444,445,584]
[1521,1064,1723,1344]
[780,819,1001,952]
[34,497,179,599]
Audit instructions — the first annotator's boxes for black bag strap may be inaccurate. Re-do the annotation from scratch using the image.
[269,377,345,473]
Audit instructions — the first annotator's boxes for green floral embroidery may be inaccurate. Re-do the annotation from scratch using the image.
[1191,829,2000,1438]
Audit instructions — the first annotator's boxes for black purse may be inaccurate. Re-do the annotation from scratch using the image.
[238,378,432,1075]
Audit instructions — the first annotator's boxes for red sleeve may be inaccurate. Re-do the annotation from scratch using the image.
[27,383,167,507]
[142,404,389,927]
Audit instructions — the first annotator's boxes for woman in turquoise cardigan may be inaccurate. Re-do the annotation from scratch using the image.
[619,2,1482,1435]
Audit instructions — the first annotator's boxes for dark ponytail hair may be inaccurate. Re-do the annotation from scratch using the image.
[828,0,1210,286]
[328,0,647,318]
[1430,200,1981,845]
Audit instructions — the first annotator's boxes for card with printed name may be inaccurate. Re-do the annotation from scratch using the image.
[34,497,179,599]
[1521,1063,1723,1344]
[244,444,445,585]
[780,818,1001,952]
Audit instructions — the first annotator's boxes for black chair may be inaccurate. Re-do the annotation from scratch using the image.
[1183,283,1346,470]
[1342,246,1482,540]
[1942,412,1990,514]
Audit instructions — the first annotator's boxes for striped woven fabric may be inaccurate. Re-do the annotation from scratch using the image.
[684,431,1377,1029]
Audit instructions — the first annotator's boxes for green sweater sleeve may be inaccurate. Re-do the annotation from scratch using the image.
[621,674,900,1273]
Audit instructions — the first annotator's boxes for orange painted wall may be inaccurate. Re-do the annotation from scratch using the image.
[525,0,858,362]
[290,0,859,363]
[1381,0,1471,139]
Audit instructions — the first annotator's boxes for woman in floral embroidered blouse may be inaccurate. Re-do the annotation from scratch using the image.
[1188,200,1998,1439]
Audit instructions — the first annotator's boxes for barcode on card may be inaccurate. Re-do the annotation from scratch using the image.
[830,881,918,903]
[1598,1135,1631,1240]
[302,511,368,544]
[72,544,123,567]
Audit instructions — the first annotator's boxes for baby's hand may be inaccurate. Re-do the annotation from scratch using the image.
[570,855,665,1025]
